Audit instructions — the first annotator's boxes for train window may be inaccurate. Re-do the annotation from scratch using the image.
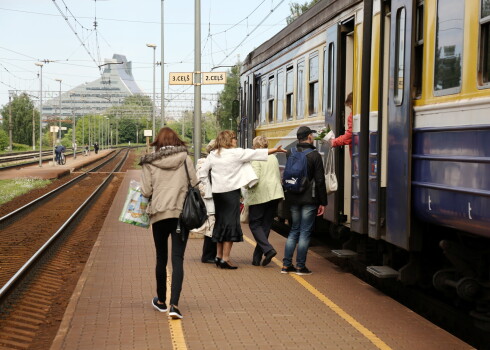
[434,0,464,95]
[324,43,334,114]
[254,79,261,128]
[394,7,406,105]
[297,60,305,119]
[260,78,267,125]
[414,2,424,98]
[286,66,294,120]
[308,53,319,116]
[277,70,284,122]
[479,0,490,85]
[268,75,275,123]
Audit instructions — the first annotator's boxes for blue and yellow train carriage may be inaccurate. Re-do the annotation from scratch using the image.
[239,0,490,328]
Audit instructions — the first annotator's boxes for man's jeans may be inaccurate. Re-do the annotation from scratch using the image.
[283,204,317,269]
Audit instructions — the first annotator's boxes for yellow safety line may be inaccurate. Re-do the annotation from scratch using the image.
[243,235,392,350]
[166,270,188,350]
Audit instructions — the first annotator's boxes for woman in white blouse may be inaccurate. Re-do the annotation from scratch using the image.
[198,130,285,269]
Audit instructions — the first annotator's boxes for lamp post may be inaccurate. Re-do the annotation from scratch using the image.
[147,43,157,139]
[35,62,43,167]
[229,118,232,130]
[105,117,109,149]
[55,79,62,141]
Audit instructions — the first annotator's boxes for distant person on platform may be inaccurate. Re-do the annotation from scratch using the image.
[84,144,90,156]
[93,142,99,154]
[54,144,65,164]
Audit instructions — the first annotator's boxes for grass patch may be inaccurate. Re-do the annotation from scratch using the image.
[0,178,52,205]
[132,147,146,169]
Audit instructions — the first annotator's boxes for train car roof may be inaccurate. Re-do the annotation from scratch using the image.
[241,0,361,74]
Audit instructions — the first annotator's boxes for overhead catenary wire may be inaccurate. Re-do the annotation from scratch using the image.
[51,0,101,70]
[216,0,286,67]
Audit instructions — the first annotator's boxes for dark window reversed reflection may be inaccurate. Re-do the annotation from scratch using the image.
[434,0,464,95]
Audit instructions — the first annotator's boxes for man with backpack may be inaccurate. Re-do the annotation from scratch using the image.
[281,126,328,275]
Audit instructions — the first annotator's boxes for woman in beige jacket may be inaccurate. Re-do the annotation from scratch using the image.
[140,127,198,320]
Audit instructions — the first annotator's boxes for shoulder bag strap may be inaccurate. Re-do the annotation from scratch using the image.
[325,148,335,175]
[183,159,192,187]
[183,158,201,188]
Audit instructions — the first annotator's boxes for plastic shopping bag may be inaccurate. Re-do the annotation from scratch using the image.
[119,180,150,228]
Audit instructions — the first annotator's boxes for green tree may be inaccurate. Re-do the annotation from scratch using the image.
[0,128,8,151]
[0,93,40,146]
[105,94,152,144]
[216,64,241,131]
[286,0,321,24]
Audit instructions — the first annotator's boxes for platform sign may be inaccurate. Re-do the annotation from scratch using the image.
[169,72,193,85]
[50,126,59,132]
[202,72,227,85]
[143,130,152,137]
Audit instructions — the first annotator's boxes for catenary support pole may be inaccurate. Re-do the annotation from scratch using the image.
[194,0,201,164]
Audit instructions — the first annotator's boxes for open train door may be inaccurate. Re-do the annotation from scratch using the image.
[386,0,415,249]
[324,24,341,224]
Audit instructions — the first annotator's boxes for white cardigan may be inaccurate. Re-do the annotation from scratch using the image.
[198,148,268,193]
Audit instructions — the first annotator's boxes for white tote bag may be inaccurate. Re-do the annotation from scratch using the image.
[325,148,338,194]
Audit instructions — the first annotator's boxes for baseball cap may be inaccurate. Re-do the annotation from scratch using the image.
[297,126,316,139]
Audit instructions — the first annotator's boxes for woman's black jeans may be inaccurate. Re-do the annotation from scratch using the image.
[152,218,188,306]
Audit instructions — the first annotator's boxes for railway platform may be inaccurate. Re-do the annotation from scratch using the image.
[0,150,113,180]
[50,170,473,350]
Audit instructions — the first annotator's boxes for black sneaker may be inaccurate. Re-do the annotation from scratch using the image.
[152,297,168,312]
[262,249,277,267]
[295,267,312,275]
[281,265,296,274]
[169,305,183,319]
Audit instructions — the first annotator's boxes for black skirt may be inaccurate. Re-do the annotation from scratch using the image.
[212,189,243,243]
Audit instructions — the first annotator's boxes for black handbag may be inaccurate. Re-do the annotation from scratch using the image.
[179,160,208,233]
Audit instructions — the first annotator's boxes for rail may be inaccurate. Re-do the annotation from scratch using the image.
[0,148,129,306]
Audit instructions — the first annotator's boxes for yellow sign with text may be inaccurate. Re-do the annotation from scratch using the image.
[202,72,227,85]
[169,72,193,85]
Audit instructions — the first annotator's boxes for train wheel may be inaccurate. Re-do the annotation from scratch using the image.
[433,269,457,292]
[456,277,480,301]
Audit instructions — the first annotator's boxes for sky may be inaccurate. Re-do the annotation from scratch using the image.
[0,0,293,119]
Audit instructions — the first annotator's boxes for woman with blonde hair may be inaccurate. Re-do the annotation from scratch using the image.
[140,127,197,319]
[198,130,286,269]
[245,135,284,266]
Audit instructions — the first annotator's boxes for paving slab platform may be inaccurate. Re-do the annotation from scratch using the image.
[0,150,114,180]
[50,170,474,350]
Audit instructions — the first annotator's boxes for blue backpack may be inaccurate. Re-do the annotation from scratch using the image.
[282,147,314,193]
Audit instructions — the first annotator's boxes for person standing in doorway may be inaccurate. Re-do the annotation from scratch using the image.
[282,126,327,275]
[329,92,353,158]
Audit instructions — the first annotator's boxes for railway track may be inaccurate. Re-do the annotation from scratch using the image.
[272,221,489,349]
[0,148,130,349]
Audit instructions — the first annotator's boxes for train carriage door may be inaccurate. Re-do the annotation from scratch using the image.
[324,20,355,226]
[324,24,340,224]
[387,0,415,249]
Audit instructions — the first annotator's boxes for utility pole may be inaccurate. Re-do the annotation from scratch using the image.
[194,0,201,163]
[147,43,157,139]
[8,94,12,151]
[32,106,35,150]
[35,62,44,167]
[56,79,62,141]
